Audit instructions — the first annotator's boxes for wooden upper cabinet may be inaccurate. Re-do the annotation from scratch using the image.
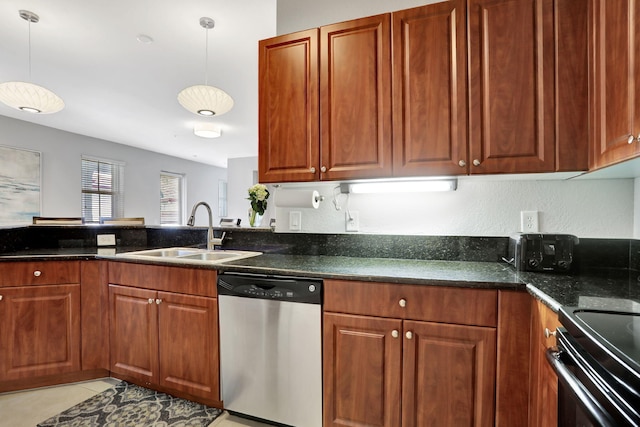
[392,1,468,176]
[590,0,640,169]
[259,15,392,183]
[320,14,393,180]
[259,29,320,183]
[468,0,555,174]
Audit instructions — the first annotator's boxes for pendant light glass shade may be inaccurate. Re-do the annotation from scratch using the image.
[0,10,64,114]
[178,17,233,117]
[178,84,233,116]
[0,81,64,114]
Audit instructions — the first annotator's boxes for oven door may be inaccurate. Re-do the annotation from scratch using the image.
[546,328,639,426]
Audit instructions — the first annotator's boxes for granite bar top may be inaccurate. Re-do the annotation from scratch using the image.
[1,247,638,313]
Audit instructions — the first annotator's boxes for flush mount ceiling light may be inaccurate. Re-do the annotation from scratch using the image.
[194,123,221,138]
[178,17,233,117]
[0,10,64,114]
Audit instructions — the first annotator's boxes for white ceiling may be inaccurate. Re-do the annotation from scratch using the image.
[0,0,277,168]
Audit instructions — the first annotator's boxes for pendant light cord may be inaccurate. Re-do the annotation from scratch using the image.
[204,27,209,86]
[27,17,32,79]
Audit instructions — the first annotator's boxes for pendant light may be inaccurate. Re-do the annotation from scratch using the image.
[178,17,233,117]
[0,10,64,114]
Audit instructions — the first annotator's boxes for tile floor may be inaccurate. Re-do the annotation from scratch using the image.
[0,378,274,427]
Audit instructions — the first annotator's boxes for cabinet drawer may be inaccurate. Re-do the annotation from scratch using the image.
[324,279,497,327]
[0,261,80,287]
[108,262,217,297]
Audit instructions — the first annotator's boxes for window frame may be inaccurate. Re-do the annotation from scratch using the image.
[160,171,186,226]
[80,155,125,224]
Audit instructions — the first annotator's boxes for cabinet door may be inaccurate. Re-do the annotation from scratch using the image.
[468,0,555,173]
[392,1,468,176]
[402,320,496,427]
[0,285,81,380]
[157,292,219,401]
[320,14,393,180]
[590,0,640,168]
[323,313,402,427]
[109,285,158,384]
[529,299,561,427]
[258,29,320,183]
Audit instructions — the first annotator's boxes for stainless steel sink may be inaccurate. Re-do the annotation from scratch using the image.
[130,248,203,257]
[179,252,242,261]
[116,247,261,264]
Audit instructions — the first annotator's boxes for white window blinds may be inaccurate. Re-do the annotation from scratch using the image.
[160,172,184,225]
[81,157,124,223]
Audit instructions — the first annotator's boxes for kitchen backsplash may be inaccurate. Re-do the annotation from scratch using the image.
[0,225,637,272]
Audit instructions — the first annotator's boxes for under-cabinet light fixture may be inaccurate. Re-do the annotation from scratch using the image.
[341,179,457,194]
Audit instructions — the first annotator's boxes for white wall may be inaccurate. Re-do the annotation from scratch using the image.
[227,156,275,227]
[0,116,226,226]
[271,177,634,238]
[276,0,439,34]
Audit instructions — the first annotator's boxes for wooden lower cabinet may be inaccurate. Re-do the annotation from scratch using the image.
[109,284,219,404]
[529,298,561,427]
[0,284,81,381]
[323,313,496,427]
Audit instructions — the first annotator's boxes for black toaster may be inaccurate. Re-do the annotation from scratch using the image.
[508,233,579,273]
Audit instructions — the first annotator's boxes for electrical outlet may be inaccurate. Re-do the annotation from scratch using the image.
[346,211,359,232]
[97,234,116,246]
[289,211,302,231]
[520,211,539,232]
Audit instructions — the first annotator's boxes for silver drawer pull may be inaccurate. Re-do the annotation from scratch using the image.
[406,331,413,340]
[398,298,406,308]
[0,295,3,301]
[544,328,557,338]
[33,270,42,277]
[148,298,154,304]
[155,299,162,305]
[391,330,399,338]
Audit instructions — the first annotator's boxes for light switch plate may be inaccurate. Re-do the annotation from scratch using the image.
[289,211,302,231]
[97,234,116,246]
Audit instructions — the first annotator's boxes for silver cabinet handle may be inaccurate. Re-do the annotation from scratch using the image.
[473,159,481,166]
[310,167,316,173]
[148,298,154,304]
[391,330,399,338]
[458,160,466,167]
[33,270,42,277]
[320,166,327,173]
[406,331,413,339]
[155,299,162,305]
[544,328,557,338]
[628,134,635,144]
[0,295,3,301]
[636,134,640,143]
[398,298,406,308]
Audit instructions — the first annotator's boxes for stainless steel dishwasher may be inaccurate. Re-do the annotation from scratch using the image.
[217,273,322,427]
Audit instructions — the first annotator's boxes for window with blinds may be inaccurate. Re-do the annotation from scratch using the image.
[81,157,124,223]
[160,172,184,225]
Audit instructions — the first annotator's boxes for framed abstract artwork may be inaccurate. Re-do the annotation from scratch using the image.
[0,145,41,225]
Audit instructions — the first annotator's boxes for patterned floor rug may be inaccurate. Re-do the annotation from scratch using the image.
[37,380,223,427]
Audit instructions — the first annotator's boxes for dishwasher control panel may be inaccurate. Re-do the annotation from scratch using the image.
[217,273,322,304]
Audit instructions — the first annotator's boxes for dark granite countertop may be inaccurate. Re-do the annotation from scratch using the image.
[217,254,524,290]
[2,247,639,313]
